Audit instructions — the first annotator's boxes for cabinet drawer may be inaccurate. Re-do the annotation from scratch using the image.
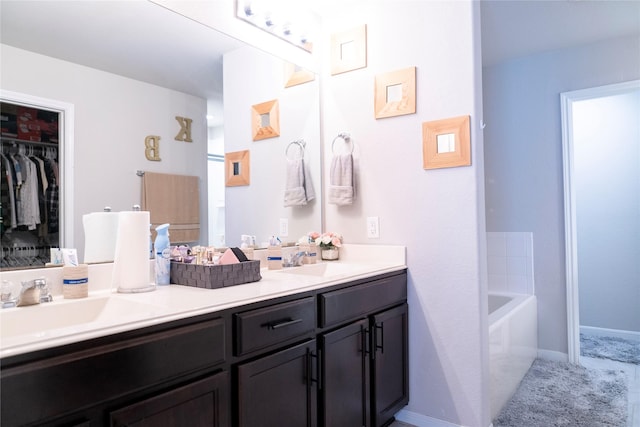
[234,297,315,356]
[319,273,407,328]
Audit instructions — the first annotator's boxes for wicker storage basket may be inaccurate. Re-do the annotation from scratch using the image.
[170,260,261,289]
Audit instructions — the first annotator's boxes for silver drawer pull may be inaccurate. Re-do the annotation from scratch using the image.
[266,318,303,330]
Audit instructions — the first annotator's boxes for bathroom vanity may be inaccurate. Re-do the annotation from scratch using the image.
[0,247,408,427]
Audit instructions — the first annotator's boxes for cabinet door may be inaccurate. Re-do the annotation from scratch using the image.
[237,340,317,427]
[109,371,229,427]
[371,304,409,427]
[320,319,370,427]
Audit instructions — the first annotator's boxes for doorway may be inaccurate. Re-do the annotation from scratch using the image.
[561,80,640,364]
[1,89,75,265]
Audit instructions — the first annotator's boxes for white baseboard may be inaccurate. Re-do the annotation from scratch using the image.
[580,325,640,342]
[395,409,480,427]
[537,349,568,362]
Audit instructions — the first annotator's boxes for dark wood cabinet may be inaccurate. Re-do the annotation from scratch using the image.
[1,270,407,427]
[110,371,229,427]
[0,316,228,427]
[237,339,317,427]
[320,303,409,427]
[371,303,409,427]
[320,319,370,427]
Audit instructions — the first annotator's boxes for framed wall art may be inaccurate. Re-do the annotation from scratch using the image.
[422,115,471,170]
[374,66,416,119]
[284,62,315,88]
[330,24,367,75]
[251,99,280,141]
[225,150,250,186]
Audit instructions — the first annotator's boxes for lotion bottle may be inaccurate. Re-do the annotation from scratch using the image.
[154,223,171,285]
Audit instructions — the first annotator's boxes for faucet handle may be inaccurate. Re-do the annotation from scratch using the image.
[1,280,18,308]
[34,278,53,303]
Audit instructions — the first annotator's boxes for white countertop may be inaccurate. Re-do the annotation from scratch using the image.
[0,244,406,359]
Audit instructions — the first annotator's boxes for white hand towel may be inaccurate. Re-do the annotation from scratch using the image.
[303,160,316,202]
[328,154,354,205]
[284,158,315,207]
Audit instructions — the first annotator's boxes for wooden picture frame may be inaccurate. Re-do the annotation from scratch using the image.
[422,115,471,170]
[284,63,315,88]
[330,24,367,75]
[374,66,416,119]
[225,150,250,186]
[251,99,280,141]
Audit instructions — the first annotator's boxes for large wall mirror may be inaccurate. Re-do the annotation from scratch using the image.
[0,0,322,270]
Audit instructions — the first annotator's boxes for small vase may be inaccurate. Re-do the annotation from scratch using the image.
[321,248,340,261]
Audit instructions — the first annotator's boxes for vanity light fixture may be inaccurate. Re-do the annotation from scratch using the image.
[236,0,315,52]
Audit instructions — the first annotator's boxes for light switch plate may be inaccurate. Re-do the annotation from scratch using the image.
[279,218,289,237]
[367,216,380,238]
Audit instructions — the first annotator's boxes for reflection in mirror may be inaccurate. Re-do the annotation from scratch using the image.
[437,133,456,153]
[260,113,271,127]
[386,84,403,103]
[341,40,356,60]
[224,45,321,247]
[233,162,242,176]
[0,1,322,269]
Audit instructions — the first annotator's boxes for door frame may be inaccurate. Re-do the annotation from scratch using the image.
[560,79,640,364]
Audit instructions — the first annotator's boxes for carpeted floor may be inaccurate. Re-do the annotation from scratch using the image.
[581,334,640,365]
[493,358,628,427]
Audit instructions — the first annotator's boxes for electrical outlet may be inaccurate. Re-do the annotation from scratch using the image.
[367,216,380,238]
[279,218,289,237]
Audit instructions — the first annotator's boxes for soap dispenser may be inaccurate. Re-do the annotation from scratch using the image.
[154,223,171,285]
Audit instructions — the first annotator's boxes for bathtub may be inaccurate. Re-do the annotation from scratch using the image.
[488,292,537,420]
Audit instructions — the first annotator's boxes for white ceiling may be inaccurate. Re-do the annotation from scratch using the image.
[0,0,244,99]
[1,0,638,104]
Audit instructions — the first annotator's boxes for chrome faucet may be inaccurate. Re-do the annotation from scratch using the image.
[283,251,309,268]
[35,278,53,303]
[15,278,52,307]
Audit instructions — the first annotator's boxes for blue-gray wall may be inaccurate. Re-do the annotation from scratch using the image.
[483,34,640,354]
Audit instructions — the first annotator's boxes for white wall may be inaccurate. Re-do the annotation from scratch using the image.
[574,90,640,333]
[1,44,208,260]
[321,2,488,426]
[208,125,225,246]
[223,45,321,247]
[483,35,640,353]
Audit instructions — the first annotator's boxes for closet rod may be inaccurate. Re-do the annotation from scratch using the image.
[0,137,59,148]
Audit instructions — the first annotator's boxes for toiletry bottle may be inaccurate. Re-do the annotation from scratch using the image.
[154,223,171,285]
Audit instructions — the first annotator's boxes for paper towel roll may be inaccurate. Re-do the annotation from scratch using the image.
[112,210,155,293]
[83,212,120,263]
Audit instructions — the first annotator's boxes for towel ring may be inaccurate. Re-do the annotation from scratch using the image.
[286,139,306,160]
[331,132,354,155]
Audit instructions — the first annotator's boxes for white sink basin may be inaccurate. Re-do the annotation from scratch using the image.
[277,262,369,278]
[1,296,165,339]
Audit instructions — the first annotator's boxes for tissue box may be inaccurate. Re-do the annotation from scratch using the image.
[267,245,283,270]
[299,243,317,264]
[170,260,261,289]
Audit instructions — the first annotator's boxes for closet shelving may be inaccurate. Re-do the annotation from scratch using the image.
[1,101,61,269]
